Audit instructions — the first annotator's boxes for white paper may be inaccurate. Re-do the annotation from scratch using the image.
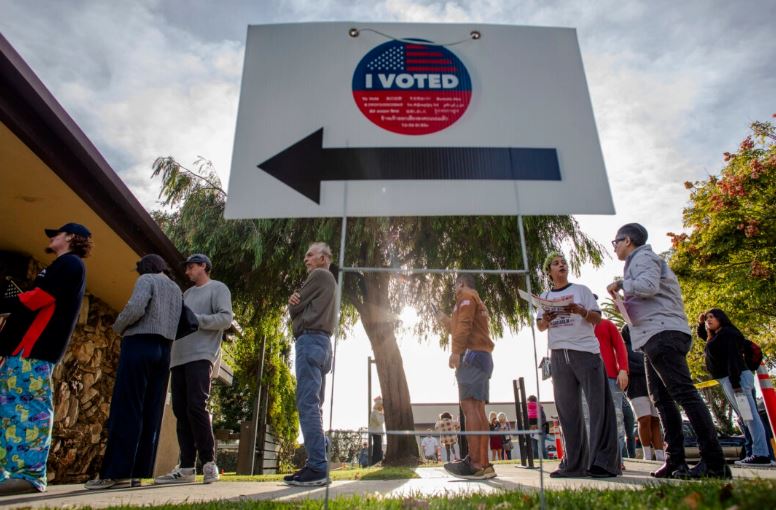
[613,293,633,325]
[735,393,754,421]
[518,289,573,313]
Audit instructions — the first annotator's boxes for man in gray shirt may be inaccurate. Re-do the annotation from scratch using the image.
[155,254,233,485]
[283,242,337,487]
[607,223,727,480]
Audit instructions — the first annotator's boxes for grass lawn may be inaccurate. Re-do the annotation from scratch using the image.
[215,465,419,482]
[59,479,776,509]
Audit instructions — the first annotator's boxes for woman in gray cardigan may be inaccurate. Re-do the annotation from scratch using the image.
[85,254,183,489]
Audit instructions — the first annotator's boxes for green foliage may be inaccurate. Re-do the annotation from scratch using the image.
[599,298,625,328]
[328,429,367,463]
[337,215,604,344]
[671,117,776,366]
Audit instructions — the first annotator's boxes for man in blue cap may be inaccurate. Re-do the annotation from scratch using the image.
[0,223,92,494]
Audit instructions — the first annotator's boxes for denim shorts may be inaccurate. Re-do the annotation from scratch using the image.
[456,350,493,402]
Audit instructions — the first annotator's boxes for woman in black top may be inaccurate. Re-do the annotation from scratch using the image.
[697,308,770,465]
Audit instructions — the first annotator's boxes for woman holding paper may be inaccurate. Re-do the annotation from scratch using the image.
[696,308,771,466]
[536,252,620,478]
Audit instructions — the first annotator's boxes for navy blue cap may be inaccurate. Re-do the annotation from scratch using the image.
[184,253,212,270]
[45,223,91,238]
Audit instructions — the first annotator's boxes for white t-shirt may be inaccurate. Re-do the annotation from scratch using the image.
[421,436,439,457]
[536,283,600,354]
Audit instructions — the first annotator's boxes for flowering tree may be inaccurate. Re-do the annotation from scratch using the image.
[670,116,776,363]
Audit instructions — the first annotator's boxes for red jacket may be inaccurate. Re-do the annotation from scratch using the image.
[594,319,629,378]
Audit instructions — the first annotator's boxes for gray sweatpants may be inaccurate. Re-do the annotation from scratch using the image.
[552,349,621,475]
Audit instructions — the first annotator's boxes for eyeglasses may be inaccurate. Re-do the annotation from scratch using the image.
[611,238,626,248]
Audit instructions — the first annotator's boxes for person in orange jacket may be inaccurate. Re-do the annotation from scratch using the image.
[436,273,495,480]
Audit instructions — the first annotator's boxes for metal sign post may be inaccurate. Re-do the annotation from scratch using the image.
[226,22,613,510]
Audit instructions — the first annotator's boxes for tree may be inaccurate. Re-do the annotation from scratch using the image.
[599,298,625,329]
[151,156,605,465]
[670,117,776,362]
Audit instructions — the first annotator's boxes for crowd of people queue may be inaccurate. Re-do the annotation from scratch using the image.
[0,221,773,494]
[0,223,235,494]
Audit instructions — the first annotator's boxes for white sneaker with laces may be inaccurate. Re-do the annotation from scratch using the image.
[154,466,196,484]
[84,478,134,490]
[202,461,220,483]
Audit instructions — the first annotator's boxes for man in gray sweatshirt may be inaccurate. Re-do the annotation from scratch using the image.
[155,254,233,485]
[607,223,727,480]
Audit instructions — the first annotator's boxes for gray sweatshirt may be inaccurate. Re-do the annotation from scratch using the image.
[622,244,691,351]
[113,273,182,340]
[171,279,233,368]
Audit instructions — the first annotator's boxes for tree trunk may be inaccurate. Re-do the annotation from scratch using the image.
[344,272,419,465]
[361,320,419,465]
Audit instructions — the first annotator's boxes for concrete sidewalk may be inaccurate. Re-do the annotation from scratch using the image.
[1,460,774,509]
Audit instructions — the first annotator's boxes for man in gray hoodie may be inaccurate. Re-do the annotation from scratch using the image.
[155,254,233,485]
[607,223,727,480]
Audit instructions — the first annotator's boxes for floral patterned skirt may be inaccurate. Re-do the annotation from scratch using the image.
[0,355,54,491]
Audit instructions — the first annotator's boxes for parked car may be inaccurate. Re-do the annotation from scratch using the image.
[682,421,745,462]
[633,421,745,462]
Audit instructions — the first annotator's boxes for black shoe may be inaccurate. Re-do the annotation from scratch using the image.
[285,467,330,486]
[651,461,688,479]
[282,467,306,483]
[735,455,773,466]
[443,455,469,472]
[588,465,617,478]
[549,469,588,478]
[675,460,732,480]
[444,459,484,479]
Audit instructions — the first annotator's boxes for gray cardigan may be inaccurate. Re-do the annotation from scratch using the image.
[113,273,183,340]
[621,244,691,351]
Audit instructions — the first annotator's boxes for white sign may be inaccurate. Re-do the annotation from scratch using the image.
[225,22,614,219]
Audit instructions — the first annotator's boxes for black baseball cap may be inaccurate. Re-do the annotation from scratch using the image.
[183,253,212,270]
[44,223,91,238]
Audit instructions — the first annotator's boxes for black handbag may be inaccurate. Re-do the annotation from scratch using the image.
[175,303,199,340]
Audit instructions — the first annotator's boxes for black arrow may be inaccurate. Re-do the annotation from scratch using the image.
[258,128,561,204]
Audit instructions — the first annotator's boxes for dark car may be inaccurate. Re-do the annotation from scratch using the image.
[682,421,745,462]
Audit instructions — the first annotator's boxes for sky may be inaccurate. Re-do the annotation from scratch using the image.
[2,0,774,433]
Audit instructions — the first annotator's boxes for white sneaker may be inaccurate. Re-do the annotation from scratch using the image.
[202,461,220,484]
[84,478,133,490]
[154,466,196,485]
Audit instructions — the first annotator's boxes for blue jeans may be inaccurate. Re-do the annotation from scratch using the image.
[718,371,769,458]
[608,378,626,459]
[622,397,637,458]
[295,333,332,471]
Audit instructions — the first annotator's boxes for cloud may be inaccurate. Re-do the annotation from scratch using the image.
[2,0,774,224]
[2,0,243,207]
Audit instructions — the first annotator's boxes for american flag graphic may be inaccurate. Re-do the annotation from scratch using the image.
[366,43,457,74]
[352,38,472,135]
